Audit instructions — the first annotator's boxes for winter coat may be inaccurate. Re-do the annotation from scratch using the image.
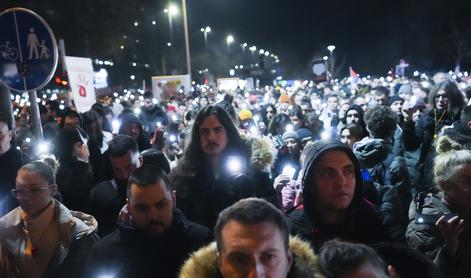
[179,236,323,278]
[0,200,99,278]
[118,113,151,151]
[402,110,458,191]
[89,179,127,237]
[406,192,471,278]
[354,138,412,242]
[0,147,23,216]
[443,120,471,150]
[171,135,277,229]
[286,140,390,252]
[56,160,94,213]
[139,105,169,133]
[85,208,211,278]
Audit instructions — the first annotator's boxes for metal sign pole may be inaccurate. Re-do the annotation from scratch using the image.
[0,8,58,143]
[28,90,42,140]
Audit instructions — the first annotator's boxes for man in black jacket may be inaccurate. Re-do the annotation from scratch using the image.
[89,135,142,236]
[0,113,23,216]
[285,140,390,252]
[170,105,276,230]
[85,165,211,278]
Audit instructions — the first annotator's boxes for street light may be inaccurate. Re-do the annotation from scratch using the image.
[327,45,336,53]
[326,45,336,79]
[200,26,211,49]
[226,35,234,50]
[164,4,179,44]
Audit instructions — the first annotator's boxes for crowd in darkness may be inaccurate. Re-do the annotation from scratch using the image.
[0,71,470,277]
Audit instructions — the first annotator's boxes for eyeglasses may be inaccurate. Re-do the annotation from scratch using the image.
[11,186,52,198]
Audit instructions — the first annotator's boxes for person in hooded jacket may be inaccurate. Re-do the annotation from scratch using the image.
[179,198,323,278]
[354,106,412,242]
[285,140,389,252]
[139,91,169,133]
[118,112,151,152]
[341,105,368,139]
[0,160,98,278]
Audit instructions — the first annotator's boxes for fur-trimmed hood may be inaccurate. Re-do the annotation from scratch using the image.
[179,236,323,278]
[241,133,276,172]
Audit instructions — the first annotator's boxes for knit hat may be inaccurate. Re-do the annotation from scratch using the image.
[279,94,290,104]
[282,130,299,141]
[296,128,314,142]
[388,95,404,106]
[239,109,253,121]
[398,84,412,95]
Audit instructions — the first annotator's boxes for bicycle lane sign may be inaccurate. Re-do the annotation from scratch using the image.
[0,7,58,92]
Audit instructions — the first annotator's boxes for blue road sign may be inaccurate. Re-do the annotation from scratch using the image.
[0,7,58,92]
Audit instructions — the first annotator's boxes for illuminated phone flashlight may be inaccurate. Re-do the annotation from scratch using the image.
[285,124,294,132]
[156,121,162,128]
[25,137,31,143]
[249,125,259,136]
[282,165,296,180]
[227,156,246,174]
[38,142,50,155]
[134,107,141,115]
[321,131,330,140]
[169,134,177,143]
[112,120,121,134]
[417,216,424,224]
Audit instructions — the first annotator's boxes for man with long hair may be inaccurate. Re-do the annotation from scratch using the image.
[170,105,274,229]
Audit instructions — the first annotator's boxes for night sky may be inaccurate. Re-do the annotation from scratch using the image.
[1,0,471,80]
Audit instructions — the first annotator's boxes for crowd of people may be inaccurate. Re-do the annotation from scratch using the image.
[0,71,470,277]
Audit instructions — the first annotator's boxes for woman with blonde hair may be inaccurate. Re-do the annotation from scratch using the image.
[407,136,470,277]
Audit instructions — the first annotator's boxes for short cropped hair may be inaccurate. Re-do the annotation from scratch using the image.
[214,198,289,252]
[0,113,12,130]
[127,165,172,198]
[319,240,388,278]
[108,135,139,158]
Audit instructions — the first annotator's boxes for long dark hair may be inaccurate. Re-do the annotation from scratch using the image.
[267,113,292,135]
[428,81,465,119]
[54,127,88,164]
[177,105,248,175]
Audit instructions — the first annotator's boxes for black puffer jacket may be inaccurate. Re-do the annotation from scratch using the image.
[402,109,458,191]
[285,140,390,252]
[85,208,211,278]
[171,136,276,229]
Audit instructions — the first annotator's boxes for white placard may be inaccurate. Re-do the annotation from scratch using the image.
[65,56,96,112]
[151,74,191,101]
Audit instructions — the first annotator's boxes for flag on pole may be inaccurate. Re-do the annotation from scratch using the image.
[349,66,360,92]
